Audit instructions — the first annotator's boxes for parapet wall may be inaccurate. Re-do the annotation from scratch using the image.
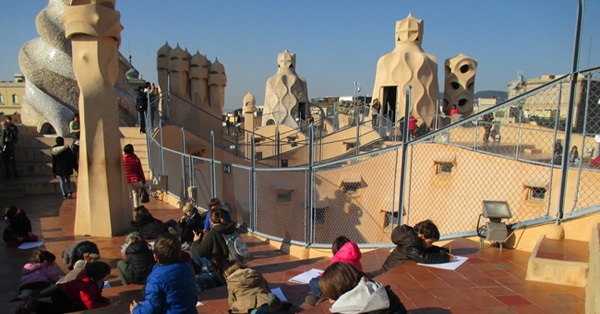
[586,223,600,314]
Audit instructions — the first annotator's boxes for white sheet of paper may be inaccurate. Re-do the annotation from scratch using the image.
[18,241,44,249]
[271,287,288,302]
[288,268,323,284]
[417,255,468,270]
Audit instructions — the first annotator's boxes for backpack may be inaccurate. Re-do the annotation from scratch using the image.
[62,240,100,270]
[223,230,249,264]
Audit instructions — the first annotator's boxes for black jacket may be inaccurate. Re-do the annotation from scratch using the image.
[179,210,204,243]
[136,91,148,112]
[131,213,169,239]
[52,144,75,176]
[3,210,32,242]
[381,225,449,271]
[191,221,236,261]
[121,240,155,284]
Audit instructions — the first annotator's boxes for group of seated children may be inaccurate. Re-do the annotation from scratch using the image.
[15,249,112,314]
[305,219,453,313]
[8,195,451,314]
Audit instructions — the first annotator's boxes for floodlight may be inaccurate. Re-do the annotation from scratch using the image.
[477,200,512,250]
[482,200,512,222]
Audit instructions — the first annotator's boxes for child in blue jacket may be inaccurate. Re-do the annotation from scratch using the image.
[130,232,197,314]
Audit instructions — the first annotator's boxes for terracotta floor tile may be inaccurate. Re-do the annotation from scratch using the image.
[495,295,532,306]
[482,286,516,296]
[467,294,507,308]
[485,306,518,314]
[0,195,590,314]
[539,303,579,314]
[510,304,552,314]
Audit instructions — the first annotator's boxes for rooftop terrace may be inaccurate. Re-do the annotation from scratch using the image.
[0,194,587,314]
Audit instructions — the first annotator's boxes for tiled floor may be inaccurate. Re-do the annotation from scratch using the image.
[535,237,589,263]
[0,193,586,313]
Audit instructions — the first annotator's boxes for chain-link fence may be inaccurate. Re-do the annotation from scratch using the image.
[145,66,600,247]
[568,68,600,216]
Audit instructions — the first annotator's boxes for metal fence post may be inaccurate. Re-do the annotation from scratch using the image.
[251,135,256,231]
[556,0,584,222]
[181,127,186,201]
[211,131,216,198]
[399,86,412,222]
[159,123,164,175]
[307,124,314,246]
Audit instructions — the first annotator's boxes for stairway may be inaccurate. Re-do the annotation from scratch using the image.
[119,127,151,180]
[0,126,150,198]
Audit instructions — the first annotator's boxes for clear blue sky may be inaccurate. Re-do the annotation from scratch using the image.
[1,1,599,111]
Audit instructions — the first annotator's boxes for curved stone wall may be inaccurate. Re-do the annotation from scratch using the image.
[18,0,135,135]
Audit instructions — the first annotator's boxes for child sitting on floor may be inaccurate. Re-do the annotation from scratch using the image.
[381,219,454,272]
[131,205,173,239]
[129,232,197,314]
[178,202,204,247]
[305,235,362,306]
[117,234,155,285]
[13,250,61,302]
[16,261,112,313]
[223,260,270,313]
[318,262,407,314]
[3,206,39,247]
[223,260,294,314]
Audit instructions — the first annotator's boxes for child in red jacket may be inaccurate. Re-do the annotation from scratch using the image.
[17,262,112,314]
[306,236,362,305]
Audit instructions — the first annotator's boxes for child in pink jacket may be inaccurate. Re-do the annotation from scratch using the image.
[306,236,362,305]
[13,250,61,302]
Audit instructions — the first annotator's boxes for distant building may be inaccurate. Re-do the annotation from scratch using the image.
[0,74,25,116]
[507,74,600,133]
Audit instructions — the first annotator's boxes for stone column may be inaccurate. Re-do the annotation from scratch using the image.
[63,0,131,237]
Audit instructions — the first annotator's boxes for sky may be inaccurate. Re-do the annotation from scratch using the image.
[1,1,599,112]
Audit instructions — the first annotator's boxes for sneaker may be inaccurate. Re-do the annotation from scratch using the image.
[168,227,178,236]
[15,296,36,314]
[181,242,190,250]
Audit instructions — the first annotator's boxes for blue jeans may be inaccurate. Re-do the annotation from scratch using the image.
[190,251,225,291]
[57,175,72,197]
[309,275,320,296]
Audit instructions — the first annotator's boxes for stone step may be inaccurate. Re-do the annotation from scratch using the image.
[0,126,149,196]
[526,235,589,287]
[14,124,38,137]
[0,175,77,197]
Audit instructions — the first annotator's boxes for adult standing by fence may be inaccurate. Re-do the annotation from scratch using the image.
[371,99,381,127]
[136,85,148,134]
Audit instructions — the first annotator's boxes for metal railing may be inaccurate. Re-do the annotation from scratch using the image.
[145,66,600,248]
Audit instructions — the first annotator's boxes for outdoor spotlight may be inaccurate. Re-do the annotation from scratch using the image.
[477,200,513,250]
